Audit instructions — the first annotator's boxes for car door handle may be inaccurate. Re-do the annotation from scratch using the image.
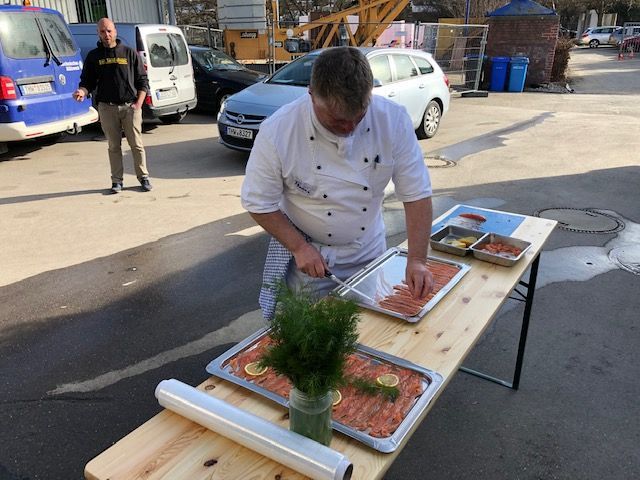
[418,84,426,89]
[388,91,396,97]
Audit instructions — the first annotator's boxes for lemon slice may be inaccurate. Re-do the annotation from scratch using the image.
[331,389,342,406]
[376,373,399,388]
[244,361,268,376]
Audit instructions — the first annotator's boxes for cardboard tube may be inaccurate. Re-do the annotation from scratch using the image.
[155,379,353,480]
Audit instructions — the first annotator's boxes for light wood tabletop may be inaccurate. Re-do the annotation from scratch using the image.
[85,206,557,480]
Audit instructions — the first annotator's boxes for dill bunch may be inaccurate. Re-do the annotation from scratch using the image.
[260,286,361,398]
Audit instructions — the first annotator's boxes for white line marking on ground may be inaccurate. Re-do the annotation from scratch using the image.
[48,310,267,395]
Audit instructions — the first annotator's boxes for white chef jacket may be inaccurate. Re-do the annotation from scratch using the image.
[241,93,432,271]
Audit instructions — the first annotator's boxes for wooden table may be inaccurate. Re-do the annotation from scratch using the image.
[85,207,556,480]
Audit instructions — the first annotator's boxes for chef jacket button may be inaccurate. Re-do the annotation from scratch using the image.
[367,127,370,132]
[310,136,314,140]
[364,158,369,163]
[327,212,332,216]
[317,165,321,170]
[328,233,332,237]
[363,186,368,191]
[361,227,365,231]
[328,244,332,247]
[362,207,367,212]
[323,194,328,198]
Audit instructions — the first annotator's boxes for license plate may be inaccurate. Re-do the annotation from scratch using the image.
[156,88,177,100]
[226,126,253,139]
[21,82,53,95]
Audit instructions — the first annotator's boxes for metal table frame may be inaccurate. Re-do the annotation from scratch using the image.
[459,253,541,390]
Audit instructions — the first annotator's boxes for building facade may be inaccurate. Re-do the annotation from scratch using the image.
[4,0,164,24]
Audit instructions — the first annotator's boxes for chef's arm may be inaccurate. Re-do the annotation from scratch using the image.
[403,196,434,299]
[249,211,328,278]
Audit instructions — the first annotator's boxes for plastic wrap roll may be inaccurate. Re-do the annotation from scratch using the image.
[155,379,353,480]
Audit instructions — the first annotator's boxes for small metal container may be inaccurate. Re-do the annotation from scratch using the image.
[430,225,486,256]
[470,233,532,267]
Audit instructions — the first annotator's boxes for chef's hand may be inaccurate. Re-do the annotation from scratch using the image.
[292,243,328,278]
[405,257,433,300]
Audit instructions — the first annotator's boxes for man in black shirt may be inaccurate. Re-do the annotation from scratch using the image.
[73,18,152,193]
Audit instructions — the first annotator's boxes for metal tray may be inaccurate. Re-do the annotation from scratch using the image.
[331,247,471,322]
[430,225,487,257]
[470,233,532,267]
[206,327,444,453]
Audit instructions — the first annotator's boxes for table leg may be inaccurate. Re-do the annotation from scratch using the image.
[459,253,541,390]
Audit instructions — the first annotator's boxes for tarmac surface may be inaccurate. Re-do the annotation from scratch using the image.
[0,46,638,479]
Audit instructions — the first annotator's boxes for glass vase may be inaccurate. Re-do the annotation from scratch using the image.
[288,387,333,446]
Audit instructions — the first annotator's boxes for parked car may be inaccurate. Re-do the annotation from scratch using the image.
[0,5,98,147]
[578,26,620,47]
[217,47,450,152]
[609,25,640,46]
[69,23,197,123]
[189,45,264,113]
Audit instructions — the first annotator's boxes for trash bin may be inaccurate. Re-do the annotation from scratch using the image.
[489,57,510,92]
[508,56,530,92]
[463,54,487,89]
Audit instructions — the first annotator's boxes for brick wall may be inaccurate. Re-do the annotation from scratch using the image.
[486,16,560,86]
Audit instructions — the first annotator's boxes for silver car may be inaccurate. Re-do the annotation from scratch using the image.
[578,26,620,48]
[216,47,451,151]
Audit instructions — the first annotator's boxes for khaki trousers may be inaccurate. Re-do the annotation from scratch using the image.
[98,103,148,183]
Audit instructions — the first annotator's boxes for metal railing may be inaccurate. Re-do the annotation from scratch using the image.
[414,22,489,92]
[179,24,224,49]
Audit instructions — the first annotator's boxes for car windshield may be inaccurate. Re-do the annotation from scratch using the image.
[192,48,245,71]
[0,11,76,59]
[267,55,317,86]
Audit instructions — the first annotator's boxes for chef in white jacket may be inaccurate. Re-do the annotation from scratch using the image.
[241,47,434,319]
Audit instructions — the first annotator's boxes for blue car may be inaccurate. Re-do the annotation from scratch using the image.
[0,5,98,148]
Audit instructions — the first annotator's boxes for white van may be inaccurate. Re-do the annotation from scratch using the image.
[69,23,197,123]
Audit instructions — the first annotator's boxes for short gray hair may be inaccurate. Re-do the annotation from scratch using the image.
[310,47,373,117]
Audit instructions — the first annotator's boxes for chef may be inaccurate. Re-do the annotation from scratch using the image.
[241,47,434,319]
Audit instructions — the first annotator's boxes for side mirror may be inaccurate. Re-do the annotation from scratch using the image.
[373,78,382,88]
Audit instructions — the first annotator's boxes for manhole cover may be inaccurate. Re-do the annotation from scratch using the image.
[534,208,625,234]
[609,245,640,275]
[424,155,456,168]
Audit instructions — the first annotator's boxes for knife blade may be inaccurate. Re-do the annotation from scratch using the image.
[325,271,376,304]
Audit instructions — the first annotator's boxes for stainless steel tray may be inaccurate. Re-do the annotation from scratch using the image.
[331,247,471,322]
[470,233,532,267]
[430,225,487,257]
[206,327,444,453]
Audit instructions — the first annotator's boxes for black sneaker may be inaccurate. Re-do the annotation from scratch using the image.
[140,177,153,192]
[110,182,123,194]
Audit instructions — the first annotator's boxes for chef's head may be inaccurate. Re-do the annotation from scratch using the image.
[309,47,372,137]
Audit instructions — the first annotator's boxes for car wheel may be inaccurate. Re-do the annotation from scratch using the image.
[589,39,599,48]
[416,100,442,139]
[159,111,188,124]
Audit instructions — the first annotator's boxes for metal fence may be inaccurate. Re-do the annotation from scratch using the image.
[179,24,224,49]
[414,22,489,92]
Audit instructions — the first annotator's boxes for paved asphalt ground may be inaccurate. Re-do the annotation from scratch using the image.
[0,46,638,479]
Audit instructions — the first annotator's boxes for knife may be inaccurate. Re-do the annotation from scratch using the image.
[325,270,376,304]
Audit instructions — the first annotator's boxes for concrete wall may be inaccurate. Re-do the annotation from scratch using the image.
[486,15,560,86]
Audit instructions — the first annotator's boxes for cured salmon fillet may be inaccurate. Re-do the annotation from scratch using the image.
[225,338,426,438]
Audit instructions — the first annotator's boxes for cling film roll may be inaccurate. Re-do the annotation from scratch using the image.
[155,379,353,480]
